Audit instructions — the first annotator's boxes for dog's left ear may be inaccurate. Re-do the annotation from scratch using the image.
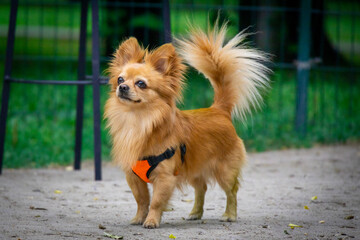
[146,44,182,76]
[145,43,186,101]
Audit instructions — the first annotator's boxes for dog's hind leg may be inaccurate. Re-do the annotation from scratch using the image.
[126,172,150,225]
[215,152,244,221]
[217,173,239,222]
[187,177,207,220]
[216,140,246,222]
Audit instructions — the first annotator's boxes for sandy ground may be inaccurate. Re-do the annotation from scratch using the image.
[0,144,359,240]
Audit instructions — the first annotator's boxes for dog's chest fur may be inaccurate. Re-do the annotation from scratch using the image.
[106,97,178,170]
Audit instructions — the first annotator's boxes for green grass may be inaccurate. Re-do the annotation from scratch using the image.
[2,60,112,168]
[0,1,359,168]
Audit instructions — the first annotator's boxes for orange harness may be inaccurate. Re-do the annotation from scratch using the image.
[132,144,186,183]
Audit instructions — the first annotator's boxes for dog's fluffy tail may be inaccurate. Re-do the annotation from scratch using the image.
[175,22,271,120]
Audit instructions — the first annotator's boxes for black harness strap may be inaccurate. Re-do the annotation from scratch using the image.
[180,144,186,163]
[143,147,176,166]
[142,144,186,179]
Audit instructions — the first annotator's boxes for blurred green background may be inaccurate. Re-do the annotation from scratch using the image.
[0,0,359,168]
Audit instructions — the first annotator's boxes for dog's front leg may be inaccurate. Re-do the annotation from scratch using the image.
[126,172,150,225]
[143,173,176,228]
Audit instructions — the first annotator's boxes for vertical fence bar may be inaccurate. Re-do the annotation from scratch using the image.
[348,1,356,129]
[91,0,102,181]
[295,0,312,135]
[74,0,89,171]
[144,0,149,45]
[0,0,18,174]
[162,0,171,43]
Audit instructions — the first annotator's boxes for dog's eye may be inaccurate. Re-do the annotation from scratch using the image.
[117,77,124,85]
[135,80,147,89]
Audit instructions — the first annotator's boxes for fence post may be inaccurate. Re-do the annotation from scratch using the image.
[0,0,18,175]
[74,0,89,171]
[295,0,312,135]
[91,0,102,181]
[162,0,171,43]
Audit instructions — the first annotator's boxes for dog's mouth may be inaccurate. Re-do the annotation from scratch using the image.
[119,94,142,103]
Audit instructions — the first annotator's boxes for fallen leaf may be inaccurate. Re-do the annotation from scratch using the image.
[169,234,176,239]
[29,206,47,211]
[284,230,289,235]
[289,223,303,229]
[181,199,193,203]
[104,232,123,239]
[340,226,355,229]
[93,197,99,201]
[311,196,318,201]
[304,205,309,210]
[99,224,106,230]
[75,211,80,214]
[344,215,354,220]
[54,190,62,194]
[319,220,325,224]
[65,166,73,171]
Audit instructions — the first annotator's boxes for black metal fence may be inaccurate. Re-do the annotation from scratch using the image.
[0,0,359,179]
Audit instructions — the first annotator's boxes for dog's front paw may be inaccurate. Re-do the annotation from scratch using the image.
[143,218,160,229]
[220,213,237,222]
[130,215,146,225]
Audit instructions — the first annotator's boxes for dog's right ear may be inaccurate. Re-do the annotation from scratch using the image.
[113,37,144,67]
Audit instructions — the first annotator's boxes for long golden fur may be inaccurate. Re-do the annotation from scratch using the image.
[104,22,270,228]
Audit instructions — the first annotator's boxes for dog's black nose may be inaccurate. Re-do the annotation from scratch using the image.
[119,84,129,92]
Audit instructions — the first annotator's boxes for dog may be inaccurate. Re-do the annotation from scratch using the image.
[104,21,270,228]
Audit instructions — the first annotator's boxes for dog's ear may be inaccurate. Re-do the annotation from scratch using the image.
[145,43,186,101]
[114,37,144,67]
[145,43,180,76]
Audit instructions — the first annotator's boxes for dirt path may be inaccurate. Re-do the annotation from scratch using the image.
[0,144,359,240]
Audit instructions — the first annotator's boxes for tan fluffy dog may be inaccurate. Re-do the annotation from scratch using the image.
[104,22,270,228]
